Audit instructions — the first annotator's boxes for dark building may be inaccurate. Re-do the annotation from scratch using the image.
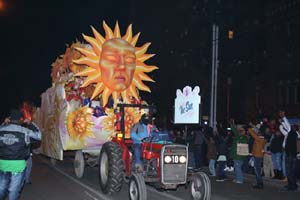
[215,0,300,123]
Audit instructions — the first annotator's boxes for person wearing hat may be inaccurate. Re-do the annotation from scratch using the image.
[0,109,41,200]
[229,119,248,184]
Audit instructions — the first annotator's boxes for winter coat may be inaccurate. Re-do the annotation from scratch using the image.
[230,125,248,160]
[249,128,266,158]
[270,135,284,153]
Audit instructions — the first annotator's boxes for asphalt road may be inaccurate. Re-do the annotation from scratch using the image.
[20,152,299,200]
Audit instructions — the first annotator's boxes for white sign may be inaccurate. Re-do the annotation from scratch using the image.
[174,86,201,124]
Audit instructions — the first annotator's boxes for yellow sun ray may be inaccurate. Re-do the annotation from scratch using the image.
[74,21,158,105]
[82,34,102,56]
[135,42,151,57]
[75,67,97,77]
[122,24,133,42]
[91,82,105,99]
[81,73,101,87]
[91,26,105,45]
[103,21,114,39]
[131,32,140,47]
[133,78,151,92]
[136,62,158,72]
[137,54,155,62]
[128,85,139,100]
[113,21,121,38]
[73,57,99,69]
[75,47,97,59]
[112,92,119,104]
[138,72,155,82]
[102,88,112,106]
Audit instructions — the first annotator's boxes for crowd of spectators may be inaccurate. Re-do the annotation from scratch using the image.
[166,109,300,191]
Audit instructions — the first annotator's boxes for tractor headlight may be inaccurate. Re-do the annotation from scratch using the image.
[179,156,187,163]
[164,156,172,163]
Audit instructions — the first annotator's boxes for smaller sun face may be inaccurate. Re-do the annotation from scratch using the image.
[67,107,94,141]
[100,38,136,92]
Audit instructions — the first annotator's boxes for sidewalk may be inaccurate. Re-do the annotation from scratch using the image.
[202,166,297,188]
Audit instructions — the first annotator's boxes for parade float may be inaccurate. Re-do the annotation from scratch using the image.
[35,21,157,174]
[35,21,210,200]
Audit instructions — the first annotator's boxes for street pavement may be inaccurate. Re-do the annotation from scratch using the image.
[19,154,300,200]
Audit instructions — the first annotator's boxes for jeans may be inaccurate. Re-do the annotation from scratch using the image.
[188,151,195,168]
[282,151,287,177]
[217,161,226,179]
[234,160,244,183]
[193,145,202,169]
[25,156,32,183]
[209,159,216,176]
[133,144,142,166]
[271,152,282,170]
[286,154,298,190]
[254,157,263,184]
[0,170,25,200]
[263,154,274,178]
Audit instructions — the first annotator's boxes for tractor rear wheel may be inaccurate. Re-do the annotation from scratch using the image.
[128,172,147,200]
[190,172,211,200]
[99,141,124,194]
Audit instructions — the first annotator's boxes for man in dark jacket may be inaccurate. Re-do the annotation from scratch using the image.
[283,125,299,191]
[270,130,284,179]
[0,109,41,200]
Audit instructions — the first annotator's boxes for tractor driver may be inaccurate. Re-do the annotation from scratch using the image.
[130,114,151,172]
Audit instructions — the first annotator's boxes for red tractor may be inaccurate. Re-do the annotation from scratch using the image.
[98,104,211,200]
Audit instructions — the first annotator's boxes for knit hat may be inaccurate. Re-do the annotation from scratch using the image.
[9,109,24,121]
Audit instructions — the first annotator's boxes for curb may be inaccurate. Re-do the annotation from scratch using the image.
[201,166,289,188]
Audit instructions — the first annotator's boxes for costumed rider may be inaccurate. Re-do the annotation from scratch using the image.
[130,113,153,172]
[0,109,42,200]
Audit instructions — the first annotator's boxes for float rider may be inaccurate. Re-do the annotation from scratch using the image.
[130,114,151,172]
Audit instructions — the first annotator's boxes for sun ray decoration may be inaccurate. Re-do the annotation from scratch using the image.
[73,21,158,106]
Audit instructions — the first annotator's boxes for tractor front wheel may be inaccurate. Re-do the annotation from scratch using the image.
[99,141,124,194]
[190,172,211,200]
[128,172,147,200]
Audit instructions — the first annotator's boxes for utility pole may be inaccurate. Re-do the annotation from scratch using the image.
[209,24,219,130]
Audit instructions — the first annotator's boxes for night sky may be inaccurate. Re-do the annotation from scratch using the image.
[0,0,214,120]
[0,0,128,114]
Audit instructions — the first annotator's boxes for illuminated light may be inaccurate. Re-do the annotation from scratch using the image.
[0,1,4,10]
[117,133,123,138]
[179,156,187,163]
[228,30,234,39]
[164,156,172,163]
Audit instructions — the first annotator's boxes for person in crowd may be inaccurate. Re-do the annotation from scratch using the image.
[0,109,41,200]
[205,134,217,177]
[193,126,205,169]
[230,119,248,184]
[130,114,150,172]
[174,129,185,145]
[248,125,267,189]
[282,124,299,191]
[278,109,291,182]
[262,127,274,178]
[270,129,284,179]
[215,130,227,182]
[224,128,234,172]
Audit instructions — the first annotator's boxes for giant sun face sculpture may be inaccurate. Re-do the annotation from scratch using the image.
[73,21,158,106]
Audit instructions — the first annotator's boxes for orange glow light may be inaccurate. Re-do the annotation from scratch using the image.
[0,1,4,10]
